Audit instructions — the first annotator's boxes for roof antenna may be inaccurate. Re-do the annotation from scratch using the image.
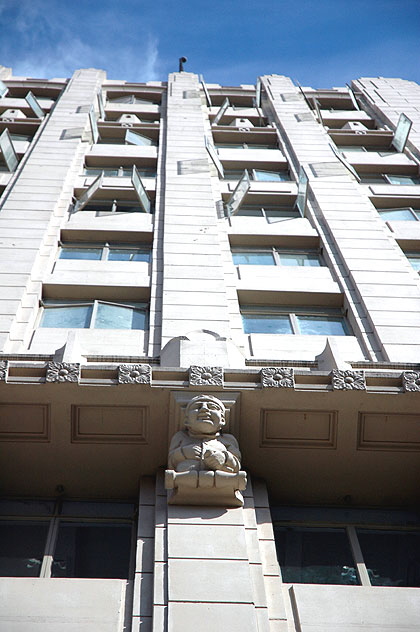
[179,56,187,72]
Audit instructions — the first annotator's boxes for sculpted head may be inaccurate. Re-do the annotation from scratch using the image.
[184,394,226,435]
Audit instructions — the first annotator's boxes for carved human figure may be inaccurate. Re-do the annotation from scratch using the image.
[168,395,241,473]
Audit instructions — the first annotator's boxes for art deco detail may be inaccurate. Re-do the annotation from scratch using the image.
[0,360,8,381]
[332,369,366,391]
[118,364,151,384]
[402,371,420,392]
[46,362,80,383]
[165,394,246,507]
[189,365,223,386]
[261,367,295,388]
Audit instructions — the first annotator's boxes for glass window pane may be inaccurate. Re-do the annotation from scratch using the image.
[297,315,348,336]
[0,499,54,516]
[52,523,132,579]
[407,256,420,271]
[95,303,146,329]
[232,251,275,265]
[359,175,386,184]
[254,170,290,182]
[278,252,321,267]
[61,501,136,519]
[108,249,150,262]
[242,314,292,334]
[0,522,49,577]
[266,209,300,220]
[59,248,102,260]
[357,529,420,587]
[378,209,417,221]
[41,305,92,328]
[387,175,420,185]
[235,207,263,217]
[275,526,359,585]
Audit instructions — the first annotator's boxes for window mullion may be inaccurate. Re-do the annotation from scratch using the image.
[90,300,99,328]
[102,245,109,261]
[289,313,299,334]
[273,248,281,266]
[346,525,371,587]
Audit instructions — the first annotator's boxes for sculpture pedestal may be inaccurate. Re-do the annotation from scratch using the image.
[165,469,247,507]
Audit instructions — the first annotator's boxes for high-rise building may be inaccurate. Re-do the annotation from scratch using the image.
[0,64,419,631]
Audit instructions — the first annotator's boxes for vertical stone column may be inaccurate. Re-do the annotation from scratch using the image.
[0,68,105,352]
[160,72,232,352]
[262,75,420,363]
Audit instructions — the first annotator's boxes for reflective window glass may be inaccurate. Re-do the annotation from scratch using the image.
[95,303,146,330]
[387,175,420,185]
[242,314,292,335]
[357,529,420,587]
[278,252,320,266]
[253,170,290,182]
[108,248,150,262]
[297,315,348,336]
[59,248,102,260]
[51,523,132,579]
[41,305,92,328]
[0,522,49,577]
[232,251,275,265]
[407,256,420,271]
[275,526,359,585]
[378,209,417,221]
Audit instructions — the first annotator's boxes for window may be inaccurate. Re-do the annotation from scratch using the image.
[359,173,420,185]
[336,145,397,156]
[273,506,420,587]
[59,243,150,262]
[235,205,300,221]
[84,166,156,178]
[378,208,420,221]
[40,300,148,330]
[215,142,277,150]
[0,498,135,579]
[241,306,349,336]
[80,199,146,215]
[107,94,156,105]
[232,247,321,267]
[406,254,420,272]
[223,169,291,182]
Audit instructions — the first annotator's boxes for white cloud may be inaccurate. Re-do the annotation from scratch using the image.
[0,0,161,82]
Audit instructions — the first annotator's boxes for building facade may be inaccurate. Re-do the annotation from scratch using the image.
[0,64,420,631]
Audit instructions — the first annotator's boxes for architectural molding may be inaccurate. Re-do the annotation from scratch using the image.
[261,367,295,388]
[118,363,152,384]
[0,360,8,381]
[46,361,80,383]
[331,369,366,391]
[402,371,420,392]
[189,365,224,387]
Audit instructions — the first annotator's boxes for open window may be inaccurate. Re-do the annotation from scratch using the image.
[0,129,18,172]
[73,166,152,214]
[25,92,45,119]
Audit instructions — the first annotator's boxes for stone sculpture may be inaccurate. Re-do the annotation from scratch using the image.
[165,394,247,506]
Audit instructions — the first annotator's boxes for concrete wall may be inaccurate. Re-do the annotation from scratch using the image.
[0,577,128,632]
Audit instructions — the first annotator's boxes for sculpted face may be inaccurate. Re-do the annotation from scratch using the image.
[185,396,225,435]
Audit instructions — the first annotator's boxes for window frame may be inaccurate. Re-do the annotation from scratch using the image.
[0,498,136,580]
[241,305,350,336]
[39,299,148,330]
[359,173,420,185]
[377,207,420,221]
[58,242,151,263]
[231,246,323,267]
[273,507,420,588]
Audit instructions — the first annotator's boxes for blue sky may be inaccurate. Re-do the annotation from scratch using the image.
[0,0,419,88]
